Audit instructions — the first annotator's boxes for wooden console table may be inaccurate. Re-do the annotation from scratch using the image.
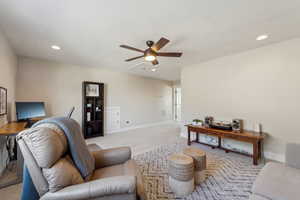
[185,125,265,165]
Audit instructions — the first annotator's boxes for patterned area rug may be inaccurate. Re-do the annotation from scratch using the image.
[133,141,263,200]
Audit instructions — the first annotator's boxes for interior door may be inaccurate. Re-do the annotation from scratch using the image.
[174,88,181,121]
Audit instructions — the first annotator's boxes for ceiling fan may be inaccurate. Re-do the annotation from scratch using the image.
[120,37,182,66]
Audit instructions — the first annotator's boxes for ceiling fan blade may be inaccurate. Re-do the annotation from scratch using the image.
[157,52,182,57]
[152,37,170,51]
[152,60,159,65]
[120,45,144,53]
[125,55,144,62]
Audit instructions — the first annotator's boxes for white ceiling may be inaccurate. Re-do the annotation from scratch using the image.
[1,0,300,81]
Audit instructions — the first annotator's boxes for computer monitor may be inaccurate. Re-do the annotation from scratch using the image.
[16,102,46,121]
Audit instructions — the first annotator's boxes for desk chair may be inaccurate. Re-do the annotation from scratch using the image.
[67,106,75,118]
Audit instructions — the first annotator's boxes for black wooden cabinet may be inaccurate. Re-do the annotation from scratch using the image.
[82,81,104,138]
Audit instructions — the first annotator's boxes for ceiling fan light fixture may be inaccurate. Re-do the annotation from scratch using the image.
[256,34,269,41]
[145,55,156,62]
[51,45,61,50]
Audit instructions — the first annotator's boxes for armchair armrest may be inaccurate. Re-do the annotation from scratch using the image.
[41,176,136,200]
[286,143,300,169]
[92,147,131,169]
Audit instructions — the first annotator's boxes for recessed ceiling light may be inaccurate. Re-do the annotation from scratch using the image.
[256,35,269,41]
[151,68,157,72]
[51,45,61,50]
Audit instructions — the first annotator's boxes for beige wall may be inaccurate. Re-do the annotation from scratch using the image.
[181,38,300,162]
[17,57,173,131]
[0,30,17,124]
[0,30,17,174]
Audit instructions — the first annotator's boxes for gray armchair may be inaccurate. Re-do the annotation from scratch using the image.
[250,143,300,200]
[17,124,145,200]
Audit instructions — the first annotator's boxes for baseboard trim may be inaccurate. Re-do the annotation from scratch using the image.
[180,132,285,163]
[106,120,174,134]
[264,151,285,163]
[180,132,188,138]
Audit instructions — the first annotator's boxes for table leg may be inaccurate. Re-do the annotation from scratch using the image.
[187,129,191,146]
[258,140,262,159]
[253,141,259,165]
[17,142,24,179]
[196,132,199,143]
[218,136,221,148]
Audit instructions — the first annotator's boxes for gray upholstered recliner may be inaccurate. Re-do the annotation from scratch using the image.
[250,143,300,200]
[17,123,145,200]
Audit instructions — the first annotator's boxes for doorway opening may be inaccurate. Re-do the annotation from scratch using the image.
[173,87,181,121]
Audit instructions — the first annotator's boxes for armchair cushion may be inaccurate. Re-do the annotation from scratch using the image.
[33,117,96,179]
[18,126,67,168]
[286,143,300,169]
[249,194,269,200]
[252,162,300,200]
[43,155,84,192]
[91,159,145,200]
[36,123,67,149]
[92,147,131,169]
[91,164,124,180]
[40,176,136,200]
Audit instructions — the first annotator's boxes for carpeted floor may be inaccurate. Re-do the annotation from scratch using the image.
[134,141,264,200]
[86,123,182,156]
[0,122,264,200]
[0,122,182,200]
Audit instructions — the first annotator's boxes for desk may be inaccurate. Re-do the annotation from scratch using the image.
[185,125,265,165]
[0,117,44,135]
[0,119,41,188]
[0,121,28,136]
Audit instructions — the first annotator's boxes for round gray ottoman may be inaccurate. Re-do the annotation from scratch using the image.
[183,147,206,184]
[168,153,194,197]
